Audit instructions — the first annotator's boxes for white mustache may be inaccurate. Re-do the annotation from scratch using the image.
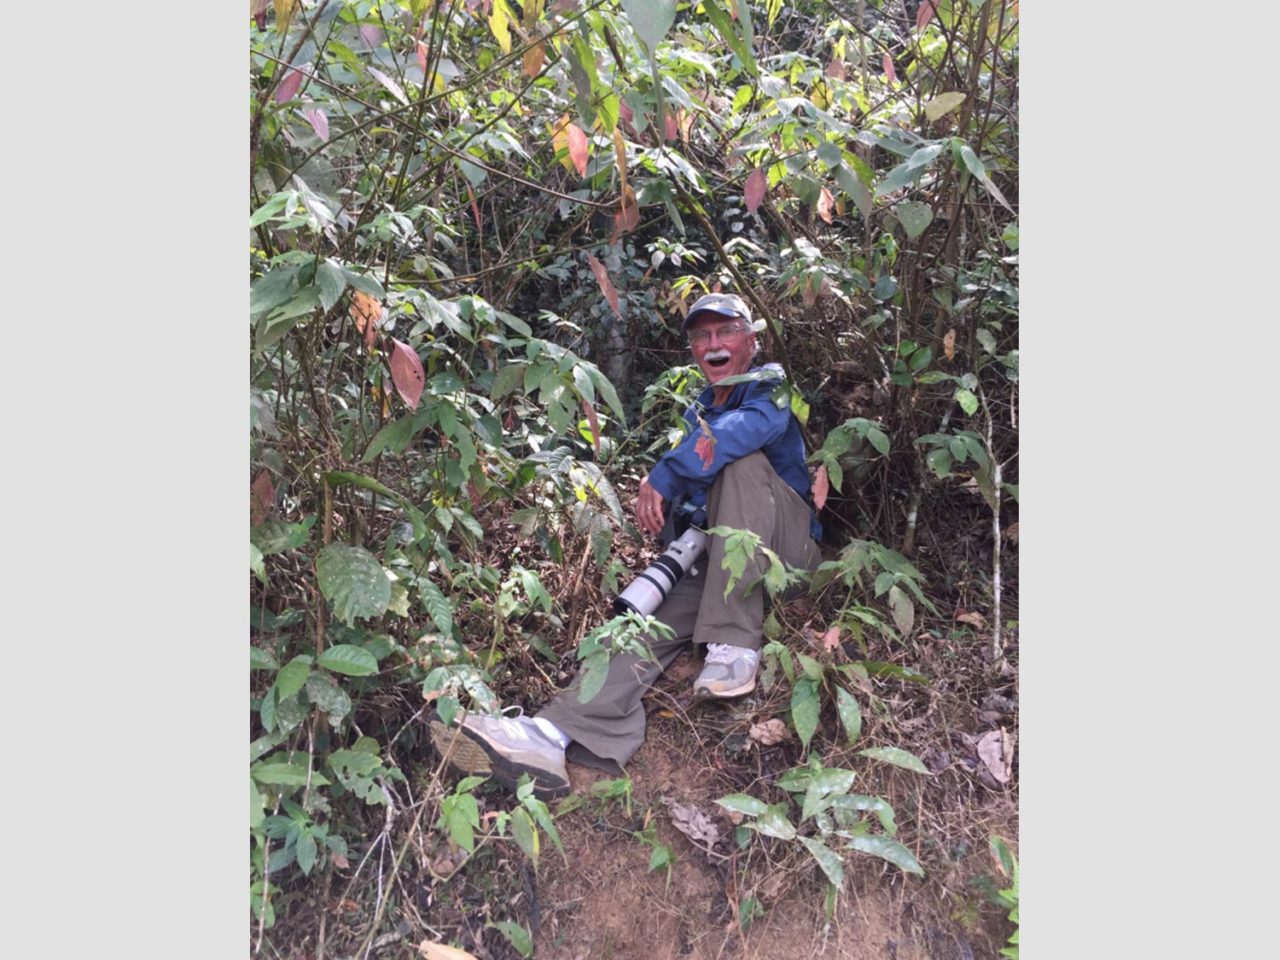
[704,349,732,362]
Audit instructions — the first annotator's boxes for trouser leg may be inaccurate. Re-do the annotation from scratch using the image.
[694,451,821,651]
[535,568,704,770]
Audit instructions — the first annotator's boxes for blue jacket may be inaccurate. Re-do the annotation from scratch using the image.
[646,365,821,541]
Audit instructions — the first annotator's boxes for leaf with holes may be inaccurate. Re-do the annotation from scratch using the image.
[317,643,378,677]
[858,746,931,774]
[586,254,621,318]
[846,833,924,876]
[315,544,391,626]
[389,339,425,410]
[836,686,862,745]
[744,166,767,214]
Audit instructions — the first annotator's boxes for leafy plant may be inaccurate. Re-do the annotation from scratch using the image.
[990,835,1020,958]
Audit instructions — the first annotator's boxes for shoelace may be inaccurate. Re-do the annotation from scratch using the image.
[705,643,759,665]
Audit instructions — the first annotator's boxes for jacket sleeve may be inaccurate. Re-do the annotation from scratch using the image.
[646,383,791,500]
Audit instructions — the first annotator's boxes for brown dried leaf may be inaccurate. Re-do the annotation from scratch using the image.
[615,184,639,234]
[551,114,574,173]
[464,181,482,230]
[585,254,621,318]
[812,463,830,511]
[350,291,383,348]
[956,610,987,628]
[613,127,628,196]
[662,797,721,848]
[1005,522,1019,544]
[567,120,589,176]
[820,626,841,653]
[943,327,956,361]
[523,39,545,78]
[582,396,601,454]
[664,111,678,142]
[816,186,834,224]
[744,167,767,214]
[251,470,275,526]
[420,941,479,960]
[749,718,789,745]
[389,339,425,410]
[975,729,1011,785]
[678,108,695,145]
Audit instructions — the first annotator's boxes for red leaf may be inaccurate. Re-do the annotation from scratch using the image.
[303,108,328,142]
[274,68,303,103]
[253,0,269,30]
[567,121,589,176]
[389,339,425,410]
[812,464,830,511]
[916,0,938,31]
[615,186,640,234]
[359,25,384,49]
[465,181,482,230]
[816,186,834,224]
[330,851,350,870]
[820,625,841,653]
[664,112,678,142]
[619,100,633,124]
[694,417,716,471]
[251,470,275,526]
[585,254,621,318]
[882,53,896,84]
[824,59,846,81]
[582,397,601,454]
[744,167,767,214]
[416,41,428,72]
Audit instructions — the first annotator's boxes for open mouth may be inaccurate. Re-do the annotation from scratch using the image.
[704,350,732,372]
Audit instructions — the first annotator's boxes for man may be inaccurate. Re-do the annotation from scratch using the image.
[429,293,821,798]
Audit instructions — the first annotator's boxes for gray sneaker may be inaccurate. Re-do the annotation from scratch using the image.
[428,709,570,800]
[693,643,761,699]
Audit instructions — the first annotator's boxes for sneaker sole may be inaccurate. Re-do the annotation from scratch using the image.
[427,714,570,801]
[692,678,757,700]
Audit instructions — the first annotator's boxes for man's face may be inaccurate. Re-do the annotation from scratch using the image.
[688,312,756,388]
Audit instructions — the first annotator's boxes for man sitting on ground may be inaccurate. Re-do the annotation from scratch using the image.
[430,293,821,797]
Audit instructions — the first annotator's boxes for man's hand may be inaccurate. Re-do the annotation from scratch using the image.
[634,476,667,536]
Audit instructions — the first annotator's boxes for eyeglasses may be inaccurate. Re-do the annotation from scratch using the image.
[688,322,749,347]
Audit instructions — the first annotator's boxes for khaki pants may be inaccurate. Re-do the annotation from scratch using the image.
[536,452,820,773]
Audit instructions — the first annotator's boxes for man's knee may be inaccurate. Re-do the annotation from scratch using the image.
[715,451,773,489]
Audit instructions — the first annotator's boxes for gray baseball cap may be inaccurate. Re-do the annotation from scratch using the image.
[683,292,752,330]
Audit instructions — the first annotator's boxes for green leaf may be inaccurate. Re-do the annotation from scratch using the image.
[305,673,352,724]
[317,643,379,677]
[836,687,862,745]
[276,655,313,700]
[798,835,845,888]
[955,388,979,416]
[315,260,347,312]
[418,578,455,636]
[250,542,266,582]
[959,144,987,180]
[801,767,856,821]
[490,921,533,959]
[715,794,768,817]
[888,585,915,636]
[315,544,392,626]
[253,761,313,786]
[511,807,538,864]
[296,831,317,875]
[866,427,891,456]
[791,678,819,752]
[831,793,897,836]
[250,646,277,671]
[748,803,796,840]
[251,779,266,831]
[858,746,931,775]
[895,201,933,240]
[922,91,965,121]
[846,833,924,876]
[623,0,676,53]
[577,648,610,703]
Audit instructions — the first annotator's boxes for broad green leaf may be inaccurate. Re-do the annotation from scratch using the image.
[317,643,379,677]
[798,835,845,888]
[801,768,856,821]
[577,648,610,703]
[623,0,677,53]
[923,91,965,121]
[715,794,768,817]
[846,833,924,876]
[832,793,897,836]
[511,807,538,864]
[956,388,979,415]
[888,585,915,635]
[491,920,533,959]
[250,543,266,582]
[960,144,987,180]
[895,201,933,240]
[296,831,317,875]
[797,652,824,681]
[306,673,352,723]
[748,803,796,840]
[251,779,266,831]
[253,761,313,785]
[790,678,819,751]
[836,687,862,745]
[874,161,923,197]
[867,427,891,456]
[858,746,931,774]
[250,646,277,671]
[418,578,455,636]
[315,544,392,626]
[977,328,998,355]
[276,655,313,700]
